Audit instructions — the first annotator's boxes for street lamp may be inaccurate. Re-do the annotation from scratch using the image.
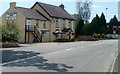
[106,8,109,33]
[106,8,108,19]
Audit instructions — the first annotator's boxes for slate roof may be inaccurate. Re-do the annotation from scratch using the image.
[32,2,75,20]
[15,7,47,20]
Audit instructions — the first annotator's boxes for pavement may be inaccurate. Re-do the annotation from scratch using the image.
[1,40,118,72]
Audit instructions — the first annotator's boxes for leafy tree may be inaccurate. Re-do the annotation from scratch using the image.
[76,0,92,23]
[75,0,92,37]
[1,21,19,42]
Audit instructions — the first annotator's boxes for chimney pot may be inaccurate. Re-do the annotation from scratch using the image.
[59,4,64,9]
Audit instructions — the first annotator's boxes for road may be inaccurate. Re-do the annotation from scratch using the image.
[1,40,118,72]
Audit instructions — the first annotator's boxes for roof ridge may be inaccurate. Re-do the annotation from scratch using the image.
[15,6,47,20]
[37,2,61,8]
[16,6,36,11]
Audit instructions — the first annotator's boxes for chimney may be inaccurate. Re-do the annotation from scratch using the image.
[59,4,64,9]
[10,2,16,8]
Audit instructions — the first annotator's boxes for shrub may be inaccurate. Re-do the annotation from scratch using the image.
[106,34,118,39]
[78,35,98,41]
[1,21,19,42]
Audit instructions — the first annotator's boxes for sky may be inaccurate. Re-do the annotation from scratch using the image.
[0,0,119,22]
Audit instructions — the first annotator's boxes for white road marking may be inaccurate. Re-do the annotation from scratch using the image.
[110,49,119,72]
[2,56,37,66]
[66,48,72,51]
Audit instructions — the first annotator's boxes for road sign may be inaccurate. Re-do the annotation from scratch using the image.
[112,26,117,31]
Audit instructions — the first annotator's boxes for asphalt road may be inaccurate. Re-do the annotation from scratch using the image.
[2,40,118,72]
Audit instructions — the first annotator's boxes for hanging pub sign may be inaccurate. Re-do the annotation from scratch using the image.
[6,12,17,20]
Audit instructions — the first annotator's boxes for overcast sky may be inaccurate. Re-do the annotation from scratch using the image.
[0,0,119,22]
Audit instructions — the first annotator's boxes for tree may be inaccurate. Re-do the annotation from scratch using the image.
[81,23,90,35]
[108,15,119,34]
[89,14,101,34]
[1,21,19,42]
[76,0,92,23]
[100,13,107,33]
[75,15,84,37]
[84,13,108,35]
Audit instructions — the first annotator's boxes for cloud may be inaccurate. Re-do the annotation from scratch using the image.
[92,4,104,8]
[93,0,119,2]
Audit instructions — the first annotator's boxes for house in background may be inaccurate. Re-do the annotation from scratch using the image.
[1,2,75,43]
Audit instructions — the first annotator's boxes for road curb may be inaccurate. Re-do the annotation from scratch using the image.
[110,51,119,73]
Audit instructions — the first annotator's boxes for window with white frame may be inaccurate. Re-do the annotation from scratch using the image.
[26,19,32,31]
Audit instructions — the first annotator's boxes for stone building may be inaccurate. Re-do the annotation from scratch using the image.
[1,2,75,43]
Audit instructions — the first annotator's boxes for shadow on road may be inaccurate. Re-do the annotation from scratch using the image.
[1,50,40,63]
[2,50,73,72]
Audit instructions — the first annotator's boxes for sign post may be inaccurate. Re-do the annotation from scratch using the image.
[112,26,117,34]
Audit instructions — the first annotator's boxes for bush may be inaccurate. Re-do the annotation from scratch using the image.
[93,33,105,39]
[2,42,19,48]
[78,35,98,41]
[1,21,19,42]
[106,34,118,39]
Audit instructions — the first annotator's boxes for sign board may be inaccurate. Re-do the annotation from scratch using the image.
[27,20,32,25]
[6,12,16,20]
[112,26,117,31]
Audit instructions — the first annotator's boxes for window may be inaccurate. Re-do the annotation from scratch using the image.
[26,19,32,31]
[56,29,59,31]
[41,30,47,38]
[43,21,46,29]
[69,21,72,28]
[36,20,39,28]
[55,19,59,28]
[51,18,55,24]
[62,20,65,28]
